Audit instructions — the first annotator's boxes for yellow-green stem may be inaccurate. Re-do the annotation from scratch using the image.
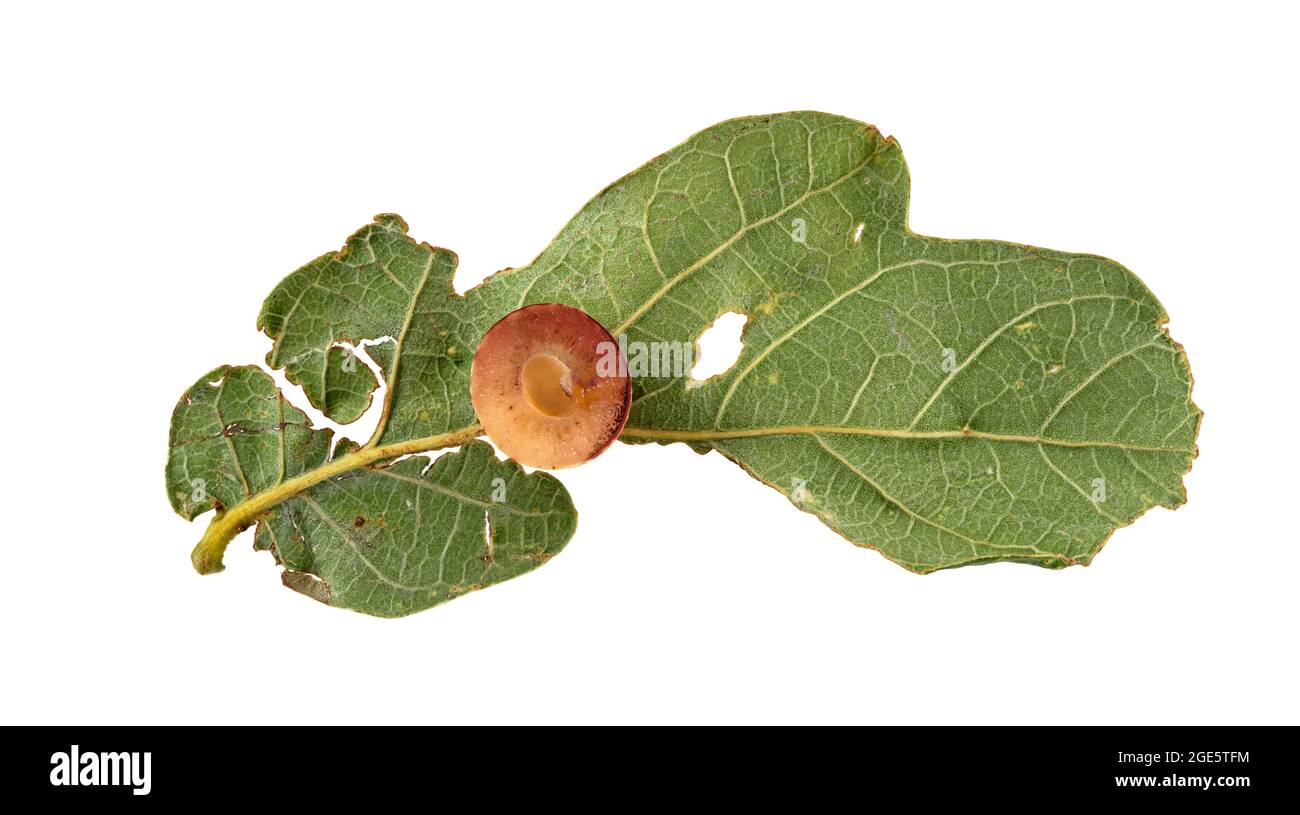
[191,424,483,574]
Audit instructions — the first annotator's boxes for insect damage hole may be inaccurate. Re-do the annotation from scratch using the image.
[481,511,495,565]
[689,312,747,382]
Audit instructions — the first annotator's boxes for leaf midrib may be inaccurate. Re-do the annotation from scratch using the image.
[366,249,438,446]
[618,425,1192,454]
[190,423,483,574]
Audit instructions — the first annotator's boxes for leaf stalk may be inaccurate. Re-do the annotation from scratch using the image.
[190,424,483,574]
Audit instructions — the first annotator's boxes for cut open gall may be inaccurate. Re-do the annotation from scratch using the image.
[470,303,631,469]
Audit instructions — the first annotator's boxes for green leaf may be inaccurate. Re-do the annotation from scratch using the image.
[168,218,574,615]
[167,111,1199,617]
[468,111,1200,572]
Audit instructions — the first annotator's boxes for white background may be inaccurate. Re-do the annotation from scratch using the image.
[2,1,1296,725]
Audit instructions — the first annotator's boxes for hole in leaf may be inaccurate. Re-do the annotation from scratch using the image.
[268,338,391,447]
[690,312,747,382]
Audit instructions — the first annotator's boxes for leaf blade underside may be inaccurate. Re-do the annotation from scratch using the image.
[470,111,1199,572]
[167,111,1199,616]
